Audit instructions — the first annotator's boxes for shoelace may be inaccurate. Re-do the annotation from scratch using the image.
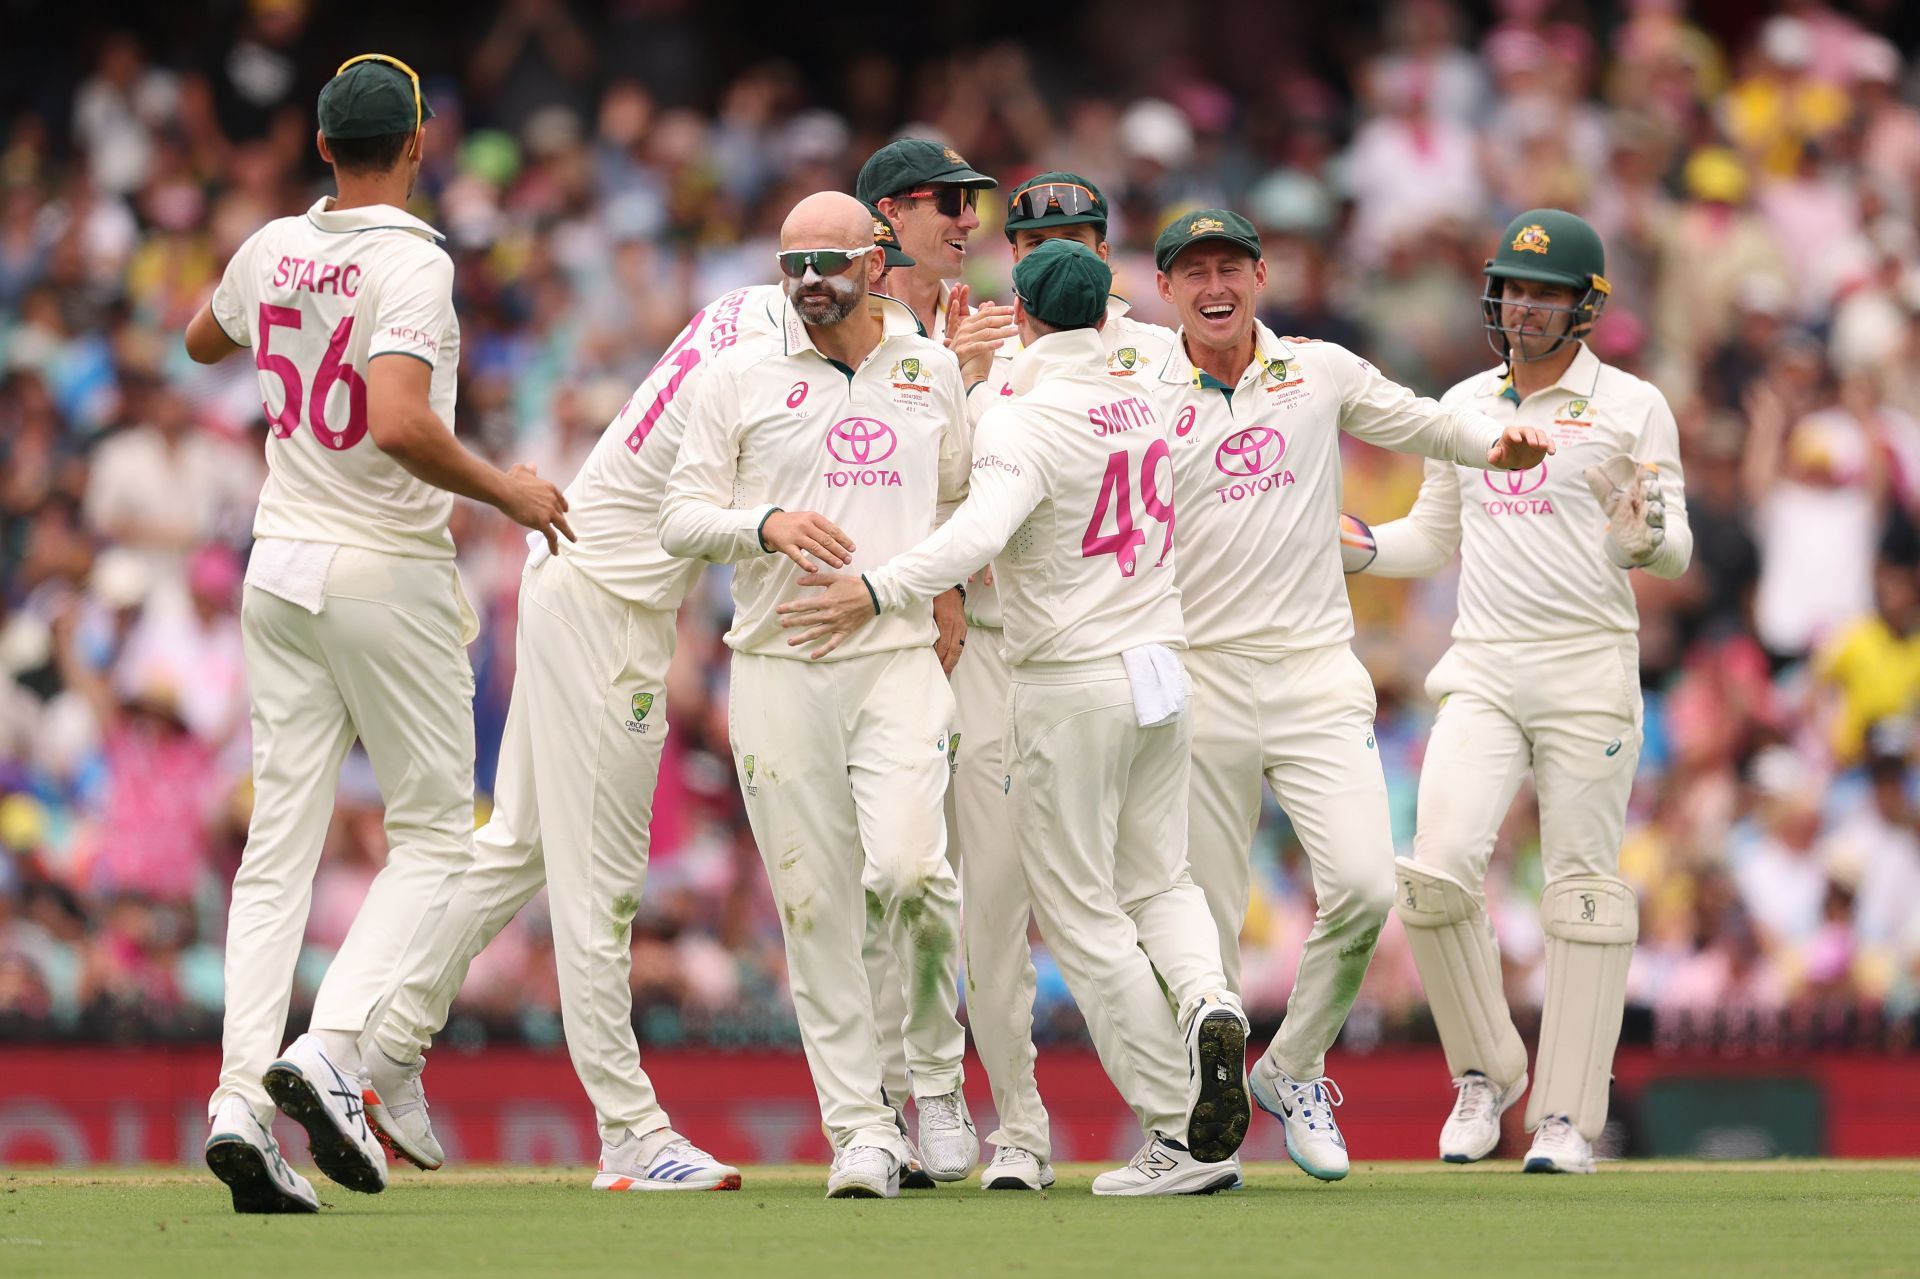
[922,1095,963,1133]
[1535,1114,1575,1145]
[656,1138,710,1166]
[1451,1075,1493,1123]
[993,1147,1036,1168]
[1287,1076,1345,1131]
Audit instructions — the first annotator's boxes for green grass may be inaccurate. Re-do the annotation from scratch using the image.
[6,1162,1918,1279]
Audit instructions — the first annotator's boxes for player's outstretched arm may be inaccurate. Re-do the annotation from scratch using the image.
[366,354,574,553]
[1350,455,1464,578]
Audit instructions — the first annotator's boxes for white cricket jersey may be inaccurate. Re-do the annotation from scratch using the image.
[558,284,784,609]
[867,327,1185,666]
[1154,321,1507,658]
[211,197,460,559]
[957,297,1176,629]
[660,293,969,661]
[1366,343,1694,641]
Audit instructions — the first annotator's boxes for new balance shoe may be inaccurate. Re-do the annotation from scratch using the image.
[592,1128,742,1191]
[204,1096,318,1214]
[980,1145,1055,1191]
[1440,1070,1527,1164]
[1523,1114,1595,1174]
[1183,1001,1251,1164]
[915,1090,978,1182]
[892,1104,935,1189]
[263,1032,388,1193]
[363,1049,444,1171]
[826,1145,901,1199]
[1251,1059,1349,1181]
[1091,1136,1239,1197]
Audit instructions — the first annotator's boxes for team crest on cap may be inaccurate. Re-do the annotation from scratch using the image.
[873,217,895,244]
[943,146,963,163]
[1512,224,1551,254]
[1189,217,1226,235]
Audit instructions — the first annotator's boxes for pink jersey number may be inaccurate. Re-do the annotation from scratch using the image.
[1083,439,1175,577]
[255,303,369,451]
[624,308,706,454]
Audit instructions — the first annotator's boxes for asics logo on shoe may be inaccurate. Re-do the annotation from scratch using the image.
[323,1058,368,1136]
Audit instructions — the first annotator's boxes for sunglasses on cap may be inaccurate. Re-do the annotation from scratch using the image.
[1010,182,1099,223]
[775,245,879,278]
[901,187,980,217]
[336,52,424,153]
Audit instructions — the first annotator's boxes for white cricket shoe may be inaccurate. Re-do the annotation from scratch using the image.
[1523,1114,1595,1174]
[826,1145,902,1199]
[1091,1136,1239,1197]
[263,1033,388,1193]
[1183,1001,1251,1164]
[980,1145,1055,1191]
[363,1049,444,1171]
[592,1128,742,1191]
[1250,1059,1349,1181]
[204,1096,319,1214]
[1440,1070,1527,1164]
[891,1103,935,1188]
[915,1090,978,1182]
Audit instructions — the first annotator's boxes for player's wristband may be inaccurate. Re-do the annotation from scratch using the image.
[756,507,783,553]
[861,573,882,616]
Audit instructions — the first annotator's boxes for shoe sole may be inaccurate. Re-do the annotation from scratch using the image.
[826,1183,895,1199]
[900,1168,938,1189]
[364,1094,442,1172]
[1283,1127,1349,1181]
[1093,1169,1240,1198]
[264,1062,385,1194]
[594,1172,743,1192]
[983,1174,1040,1190]
[1187,1012,1250,1164]
[1523,1158,1592,1174]
[205,1137,316,1214]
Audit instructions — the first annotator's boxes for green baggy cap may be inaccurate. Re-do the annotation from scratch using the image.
[1012,239,1111,329]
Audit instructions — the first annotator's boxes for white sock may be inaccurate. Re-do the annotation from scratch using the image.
[313,1029,363,1074]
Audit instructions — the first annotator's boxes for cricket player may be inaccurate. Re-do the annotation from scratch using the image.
[778,240,1252,1197]
[357,206,923,1191]
[1343,209,1691,1172]
[182,54,571,1214]
[1148,210,1554,1181]
[945,173,1178,1191]
[859,137,998,341]
[659,191,976,1199]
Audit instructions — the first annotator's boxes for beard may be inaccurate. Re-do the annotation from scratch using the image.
[785,272,862,327]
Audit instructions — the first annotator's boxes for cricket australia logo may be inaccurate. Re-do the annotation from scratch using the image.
[1109,346,1140,375]
[742,754,759,796]
[823,416,903,489]
[625,691,655,735]
[1483,459,1554,516]
[1214,426,1295,504]
[1188,216,1226,236]
[947,732,962,776]
[900,357,921,383]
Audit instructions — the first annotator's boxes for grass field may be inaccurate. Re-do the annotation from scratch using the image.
[7,1162,1918,1278]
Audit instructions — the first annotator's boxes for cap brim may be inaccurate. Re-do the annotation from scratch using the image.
[1158,232,1261,271]
[929,166,998,188]
[1484,262,1588,286]
[883,248,916,267]
[1006,212,1106,234]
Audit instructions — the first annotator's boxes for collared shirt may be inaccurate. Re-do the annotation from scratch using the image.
[957,297,1177,628]
[211,197,461,558]
[1367,343,1694,642]
[1154,320,1507,658]
[559,284,784,609]
[660,293,969,660]
[866,327,1184,665]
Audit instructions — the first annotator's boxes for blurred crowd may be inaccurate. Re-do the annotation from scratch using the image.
[3,0,1919,1057]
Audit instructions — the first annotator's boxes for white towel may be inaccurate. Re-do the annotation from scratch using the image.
[244,538,337,614]
[1121,643,1187,728]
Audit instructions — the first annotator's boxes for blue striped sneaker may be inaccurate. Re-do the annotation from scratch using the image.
[592,1130,742,1192]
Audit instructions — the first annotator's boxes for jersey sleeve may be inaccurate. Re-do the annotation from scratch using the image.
[1634,389,1693,580]
[867,408,1047,613]
[209,228,263,347]
[367,249,456,367]
[1327,344,1504,469]
[658,366,779,563]
[934,360,971,527]
[1364,454,1464,578]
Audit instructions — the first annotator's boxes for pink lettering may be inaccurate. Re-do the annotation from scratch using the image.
[316,263,340,294]
[1214,470,1297,503]
[341,264,361,297]
[272,257,292,288]
[822,470,903,488]
[1088,395,1156,437]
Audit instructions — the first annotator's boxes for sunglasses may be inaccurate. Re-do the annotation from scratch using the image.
[902,187,980,217]
[1010,182,1099,223]
[336,52,424,155]
[775,245,879,278]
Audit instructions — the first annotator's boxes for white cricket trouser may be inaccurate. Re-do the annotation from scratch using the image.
[949,628,1050,1161]
[372,554,676,1143]
[1411,635,1642,900]
[731,647,965,1157]
[1185,643,1396,1082]
[214,548,477,1125]
[1007,656,1226,1144]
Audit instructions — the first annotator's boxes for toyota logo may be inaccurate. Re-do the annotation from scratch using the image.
[1483,458,1549,496]
[1214,426,1286,477]
[825,417,898,466]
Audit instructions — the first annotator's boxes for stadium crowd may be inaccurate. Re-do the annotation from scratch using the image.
[3,0,1919,1058]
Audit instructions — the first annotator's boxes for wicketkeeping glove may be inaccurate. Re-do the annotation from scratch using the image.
[1582,452,1665,569]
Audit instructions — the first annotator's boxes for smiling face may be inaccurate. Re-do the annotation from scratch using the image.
[779,192,873,328]
[1159,243,1266,353]
[883,185,981,278]
[1498,277,1579,362]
